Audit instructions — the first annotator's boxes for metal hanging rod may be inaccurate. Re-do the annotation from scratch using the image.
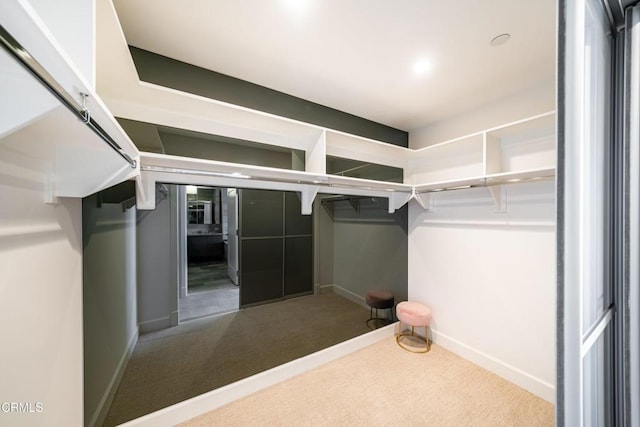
[0,24,137,169]
[140,164,409,194]
[141,163,554,197]
[416,173,555,194]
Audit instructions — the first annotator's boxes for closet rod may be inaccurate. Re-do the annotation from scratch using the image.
[140,164,410,193]
[416,174,555,194]
[0,25,137,169]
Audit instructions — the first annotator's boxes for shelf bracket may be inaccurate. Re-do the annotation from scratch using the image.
[44,163,58,205]
[348,198,360,214]
[487,185,507,213]
[388,191,412,213]
[300,185,319,215]
[412,190,434,212]
[136,172,157,210]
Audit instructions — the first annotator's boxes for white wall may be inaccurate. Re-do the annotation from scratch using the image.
[408,81,556,402]
[82,195,138,427]
[0,4,99,423]
[137,185,178,333]
[1,0,99,411]
[0,140,83,426]
[409,79,555,148]
[408,183,555,401]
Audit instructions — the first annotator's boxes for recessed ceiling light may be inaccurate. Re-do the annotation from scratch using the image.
[413,59,431,75]
[282,0,313,16]
[490,33,511,47]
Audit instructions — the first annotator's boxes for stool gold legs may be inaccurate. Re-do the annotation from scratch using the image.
[366,306,393,330]
[396,320,431,353]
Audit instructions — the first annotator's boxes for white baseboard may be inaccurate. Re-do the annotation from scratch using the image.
[170,310,179,327]
[329,284,369,310]
[120,324,396,427]
[315,284,333,295]
[139,316,171,334]
[88,328,139,427]
[431,328,555,403]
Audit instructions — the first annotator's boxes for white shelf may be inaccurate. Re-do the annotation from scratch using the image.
[92,0,561,213]
[410,111,555,194]
[409,134,484,184]
[95,0,555,214]
[137,152,412,211]
[325,130,410,170]
[414,175,486,193]
[136,110,556,213]
[485,112,556,175]
[0,0,140,199]
[485,166,556,183]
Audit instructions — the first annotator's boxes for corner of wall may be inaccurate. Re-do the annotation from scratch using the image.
[88,328,139,427]
[83,198,139,426]
[430,328,555,403]
[408,79,556,148]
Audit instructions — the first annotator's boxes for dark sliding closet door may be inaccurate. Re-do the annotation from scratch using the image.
[239,189,313,307]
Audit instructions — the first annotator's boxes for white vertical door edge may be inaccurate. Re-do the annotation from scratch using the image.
[177,185,188,300]
[562,0,587,423]
[627,6,640,426]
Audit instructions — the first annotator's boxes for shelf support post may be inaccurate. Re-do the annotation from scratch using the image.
[305,130,326,174]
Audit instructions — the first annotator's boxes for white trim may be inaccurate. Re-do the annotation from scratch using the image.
[412,111,556,153]
[416,219,555,228]
[580,308,612,358]
[629,7,640,424]
[119,324,395,427]
[170,310,179,327]
[331,284,368,310]
[431,328,555,403]
[88,328,139,427]
[139,316,172,334]
[315,284,334,295]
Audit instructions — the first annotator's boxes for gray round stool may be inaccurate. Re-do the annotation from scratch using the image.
[365,290,395,330]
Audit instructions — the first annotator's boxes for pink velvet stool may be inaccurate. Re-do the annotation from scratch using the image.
[396,301,432,353]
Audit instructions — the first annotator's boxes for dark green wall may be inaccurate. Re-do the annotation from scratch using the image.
[129,47,408,148]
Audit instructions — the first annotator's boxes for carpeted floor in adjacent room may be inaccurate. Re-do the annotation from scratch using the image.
[103,293,371,426]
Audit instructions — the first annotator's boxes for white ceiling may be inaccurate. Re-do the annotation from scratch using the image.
[112,0,556,131]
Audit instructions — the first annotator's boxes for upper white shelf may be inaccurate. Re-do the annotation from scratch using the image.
[485,112,556,176]
[96,0,555,209]
[135,109,556,211]
[0,0,140,199]
[408,133,484,184]
[137,152,412,213]
[409,111,555,191]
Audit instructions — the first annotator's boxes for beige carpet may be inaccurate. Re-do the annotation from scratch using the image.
[181,338,554,427]
[104,293,371,426]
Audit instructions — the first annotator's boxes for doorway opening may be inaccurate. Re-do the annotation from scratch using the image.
[179,185,239,322]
